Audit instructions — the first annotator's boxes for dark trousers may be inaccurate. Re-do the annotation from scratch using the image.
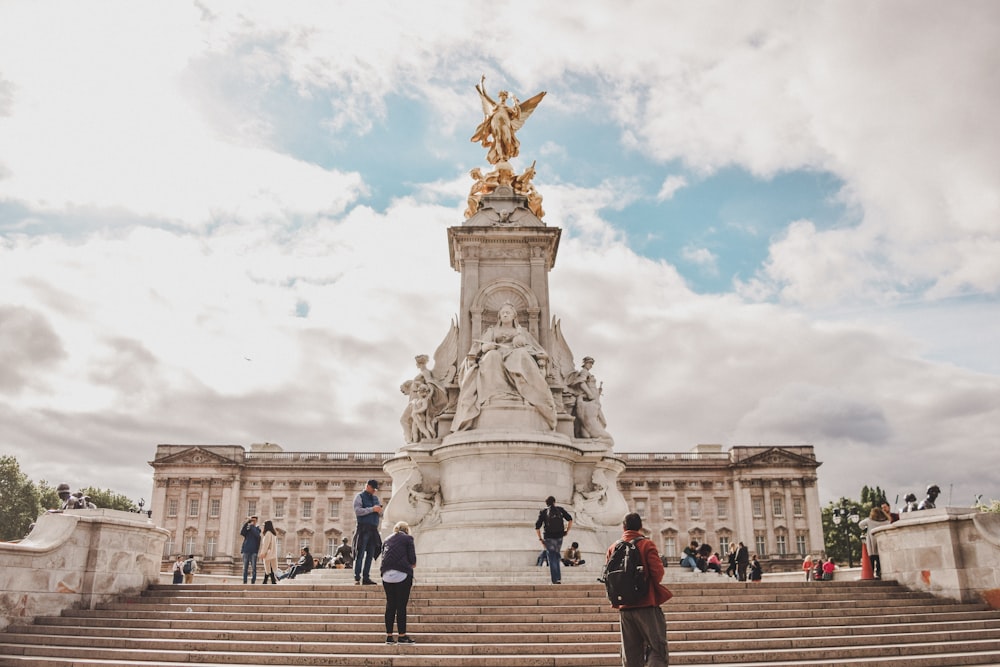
[383,576,414,635]
[354,529,377,581]
[619,605,668,666]
[737,562,748,581]
[869,554,882,579]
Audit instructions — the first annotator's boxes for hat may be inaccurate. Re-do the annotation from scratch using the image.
[367,479,380,489]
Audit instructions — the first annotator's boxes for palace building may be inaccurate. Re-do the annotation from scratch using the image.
[150,441,823,573]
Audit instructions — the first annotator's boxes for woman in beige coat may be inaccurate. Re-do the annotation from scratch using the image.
[260,520,279,584]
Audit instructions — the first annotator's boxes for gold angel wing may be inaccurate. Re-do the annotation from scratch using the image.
[510,90,546,132]
[470,80,498,144]
[548,316,576,385]
[431,316,459,384]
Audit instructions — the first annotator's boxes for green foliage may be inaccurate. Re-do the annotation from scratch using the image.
[0,455,43,542]
[0,456,142,542]
[975,498,1000,513]
[822,495,864,567]
[36,480,61,512]
[79,487,137,512]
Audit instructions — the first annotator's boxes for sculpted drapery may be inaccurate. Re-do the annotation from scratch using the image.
[452,303,557,432]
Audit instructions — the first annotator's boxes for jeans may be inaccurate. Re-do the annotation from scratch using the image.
[242,551,258,584]
[679,555,697,569]
[544,537,563,583]
[383,576,414,635]
[354,528,377,582]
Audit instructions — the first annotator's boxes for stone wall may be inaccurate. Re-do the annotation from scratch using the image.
[0,509,169,631]
[875,507,1000,608]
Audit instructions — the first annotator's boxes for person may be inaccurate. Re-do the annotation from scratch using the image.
[725,542,738,578]
[900,493,919,513]
[535,496,573,584]
[353,479,383,585]
[561,541,586,567]
[813,558,824,581]
[606,512,672,667]
[881,500,900,523]
[679,540,699,570]
[802,554,815,582]
[381,521,417,645]
[859,506,891,579]
[171,555,184,584]
[182,554,198,584]
[334,537,354,569]
[278,547,313,580]
[749,555,763,583]
[918,484,941,510]
[706,551,723,574]
[736,542,750,581]
[452,302,557,432]
[260,520,279,584]
[470,75,546,165]
[239,516,261,584]
[822,557,836,581]
[696,542,713,573]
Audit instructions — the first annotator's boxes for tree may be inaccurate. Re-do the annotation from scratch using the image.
[79,487,138,512]
[822,485,891,567]
[0,455,42,541]
[36,480,61,512]
[822,496,863,566]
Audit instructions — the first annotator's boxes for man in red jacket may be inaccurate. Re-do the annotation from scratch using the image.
[607,512,673,666]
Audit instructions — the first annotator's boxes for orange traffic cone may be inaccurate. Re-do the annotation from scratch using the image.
[860,542,874,580]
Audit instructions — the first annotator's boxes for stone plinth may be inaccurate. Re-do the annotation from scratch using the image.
[384,429,627,569]
[0,509,169,631]
[875,507,1000,608]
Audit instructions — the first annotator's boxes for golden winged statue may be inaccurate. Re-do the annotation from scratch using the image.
[470,75,546,165]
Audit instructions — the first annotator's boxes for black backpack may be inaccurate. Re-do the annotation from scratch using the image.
[599,537,648,605]
[182,559,193,575]
[543,507,565,536]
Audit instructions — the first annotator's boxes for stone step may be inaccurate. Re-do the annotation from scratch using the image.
[1,580,999,667]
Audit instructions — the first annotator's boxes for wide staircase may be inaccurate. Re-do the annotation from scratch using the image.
[2,572,1000,666]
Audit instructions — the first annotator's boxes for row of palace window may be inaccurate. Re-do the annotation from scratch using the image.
[660,532,810,559]
[631,496,805,520]
[165,497,357,521]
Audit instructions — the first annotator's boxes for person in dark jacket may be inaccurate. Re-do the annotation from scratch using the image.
[534,495,573,584]
[606,512,673,667]
[353,480,383,585]
[380,521,417,645]
[277,546,313,580]
[239,516,261,584]
[736,541,750,581]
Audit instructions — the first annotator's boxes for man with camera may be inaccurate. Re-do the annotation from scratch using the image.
[240,516,261,584]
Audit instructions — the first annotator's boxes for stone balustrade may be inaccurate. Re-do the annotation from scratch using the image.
[0,509,169,631]
[875,506,1000,608]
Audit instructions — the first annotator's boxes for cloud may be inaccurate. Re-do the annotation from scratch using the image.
[0,2,997,510]
[656,175,688,201]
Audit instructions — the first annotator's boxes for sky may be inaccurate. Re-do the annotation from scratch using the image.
[1,1,998,511]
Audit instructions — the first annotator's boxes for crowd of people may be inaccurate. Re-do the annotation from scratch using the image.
[161,482,945,665]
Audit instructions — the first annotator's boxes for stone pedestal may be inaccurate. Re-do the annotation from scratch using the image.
[384,426,627,569]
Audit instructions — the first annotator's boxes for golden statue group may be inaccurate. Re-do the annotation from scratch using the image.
[465,76,547,219]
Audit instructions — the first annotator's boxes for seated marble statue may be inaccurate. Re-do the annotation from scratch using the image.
[452,302,557,431]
